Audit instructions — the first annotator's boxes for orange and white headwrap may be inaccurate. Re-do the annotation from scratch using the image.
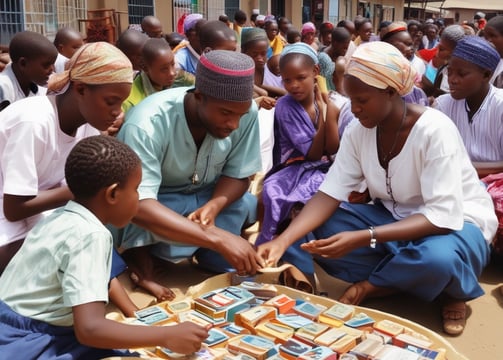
[48,42,133,94]
[345,41,416,96]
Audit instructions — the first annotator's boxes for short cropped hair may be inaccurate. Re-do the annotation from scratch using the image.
[142,38,171,66]
[65,136,141,199]
[9,31,57,62]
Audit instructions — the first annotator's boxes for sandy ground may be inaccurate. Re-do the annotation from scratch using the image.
[112,258,503,360]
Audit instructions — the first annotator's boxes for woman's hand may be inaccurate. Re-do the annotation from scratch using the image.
[301,230,369,258]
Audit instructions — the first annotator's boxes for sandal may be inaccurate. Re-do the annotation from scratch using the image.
[442,300,467,336]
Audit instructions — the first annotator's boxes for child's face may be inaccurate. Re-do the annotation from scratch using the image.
[77,82,131,131]
[244,40,269,69]
[110,164,142,228]
[388,32,414,61]
[436,38,456,63]
[281,57,318,103]
[265,23,279,41]
[267,56,281,76]
[60,38,84,59]
[24,54,57,86]
[144,50,177,89]
[302,31,316,45]
[358,22,373,42]
[332,39,350,57]
[447,57,490,100]
[484,25,503,57]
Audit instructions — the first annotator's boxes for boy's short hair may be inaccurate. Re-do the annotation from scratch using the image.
[9,31,57,62]
[65,136,141,199]
[142,38,171,66]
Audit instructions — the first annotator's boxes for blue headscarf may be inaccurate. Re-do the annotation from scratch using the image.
[280,42,319,65]
[452,36,500,72]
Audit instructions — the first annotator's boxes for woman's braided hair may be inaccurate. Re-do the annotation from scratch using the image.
[65,135,141,199]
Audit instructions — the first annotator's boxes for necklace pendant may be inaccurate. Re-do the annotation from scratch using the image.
[192,172,199,184]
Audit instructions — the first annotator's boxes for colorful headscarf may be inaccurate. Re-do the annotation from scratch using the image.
[452,36,500,72]
[380,21,407,42]
[280,42,319,65]
[48,42,132,94]
[184,13,203,33]
[345,41,416,96]
[301,22,316,35]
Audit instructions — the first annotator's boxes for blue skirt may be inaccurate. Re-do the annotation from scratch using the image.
[0,301,136,360]
[284,202,490,301]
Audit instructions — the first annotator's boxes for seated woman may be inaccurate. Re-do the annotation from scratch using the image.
[257,41,496,337]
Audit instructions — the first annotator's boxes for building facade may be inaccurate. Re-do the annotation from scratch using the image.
[0,0,405,44]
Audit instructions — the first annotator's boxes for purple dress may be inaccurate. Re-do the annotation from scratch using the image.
[256,95,332,246]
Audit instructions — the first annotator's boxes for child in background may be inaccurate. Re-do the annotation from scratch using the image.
[53,27,84,73]
[262,54,286,96]
[0,31,57,111]
[484,15,503,88]
[286,29,301,44]
[421,25,465,101]
[122,38,177,114]
[0,136,208,359]
[241,27,277,108]
[116,29,149,74]
[264,20,284,58]
[257,43,339,283]
[0,41,141,316]
[318,27,351,91]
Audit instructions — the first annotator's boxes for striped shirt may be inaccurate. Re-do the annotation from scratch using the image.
[435,85,503,162]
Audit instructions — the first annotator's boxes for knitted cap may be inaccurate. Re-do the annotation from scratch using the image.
[195,50,255,102]
[452,36,500,72]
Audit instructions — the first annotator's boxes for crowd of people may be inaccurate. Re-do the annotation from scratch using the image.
[0,7,502,358]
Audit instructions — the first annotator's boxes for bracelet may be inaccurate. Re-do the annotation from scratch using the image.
[368,226,377,248]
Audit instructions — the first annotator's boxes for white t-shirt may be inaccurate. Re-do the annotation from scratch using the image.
[319,108,497,243]
[0,63,46,109]
[0,201,111,326]
[435,85,503,162]
[0,95,99,246]
[54,53,69,73]
[490,59,503,87]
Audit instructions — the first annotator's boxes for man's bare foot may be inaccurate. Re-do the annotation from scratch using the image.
[442,299,466,336]
[130,271,175,302]
[339,281,396,305]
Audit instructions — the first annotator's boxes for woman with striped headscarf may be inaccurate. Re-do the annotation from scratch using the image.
[257,41,496,336]
[0,41,137,319]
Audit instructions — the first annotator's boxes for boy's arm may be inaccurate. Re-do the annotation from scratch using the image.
[3,187,73,222]
[73,301,208,353]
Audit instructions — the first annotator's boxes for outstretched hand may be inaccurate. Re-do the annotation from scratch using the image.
[301,231,365,259]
